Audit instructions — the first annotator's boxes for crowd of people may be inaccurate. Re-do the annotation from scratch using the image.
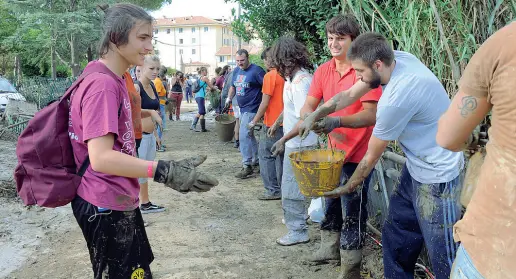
[57,2,514,279]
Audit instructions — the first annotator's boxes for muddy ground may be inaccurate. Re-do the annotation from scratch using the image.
[0,103,384,279]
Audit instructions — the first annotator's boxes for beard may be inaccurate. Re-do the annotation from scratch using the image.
[367,68,382,88]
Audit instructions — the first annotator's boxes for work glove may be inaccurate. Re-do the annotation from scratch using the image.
[246,121,263,136]
[153,155,219,193]
[312,116,341,135]
[222,97,231,114]
[271,139,285,157]
[298,112,317,140]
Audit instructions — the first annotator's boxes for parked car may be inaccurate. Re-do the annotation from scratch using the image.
[0,77,26,114]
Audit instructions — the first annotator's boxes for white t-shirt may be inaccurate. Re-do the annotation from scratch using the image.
[373,51,463,183]
[283,68,318,149]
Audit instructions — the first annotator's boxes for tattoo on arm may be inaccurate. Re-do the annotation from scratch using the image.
[459,96,477,118]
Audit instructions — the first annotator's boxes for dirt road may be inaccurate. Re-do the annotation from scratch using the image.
[1,109,382,279]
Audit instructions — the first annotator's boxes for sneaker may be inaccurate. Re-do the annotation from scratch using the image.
[235,165,253,179]
[140,202,165,214]
[157,147,166,152]
[258,194,281,200]
[233,140,240,149]
[276,231,310,246]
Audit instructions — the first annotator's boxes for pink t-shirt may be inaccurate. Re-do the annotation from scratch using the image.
[69,61,140,211]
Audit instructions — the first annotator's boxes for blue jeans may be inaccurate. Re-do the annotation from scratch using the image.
[450,245,484,279]
[239,112,258,166]
[383,164,462,279]
[282,145,317,232]
[158,104,166,140]
[320,163,371,250]
[258,126,283,197]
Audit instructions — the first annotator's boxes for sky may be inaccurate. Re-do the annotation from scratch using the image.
[151,0,239,19]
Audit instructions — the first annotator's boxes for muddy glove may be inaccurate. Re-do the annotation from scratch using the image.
[153,155,219,193]
[298,112,317,140]
[271,139,285,157]
[312,116,341,135]
[222,97,231,114]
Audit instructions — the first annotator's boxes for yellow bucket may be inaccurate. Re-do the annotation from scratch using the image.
[289,149,346,197]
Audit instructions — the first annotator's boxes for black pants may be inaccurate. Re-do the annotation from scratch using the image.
[136,138,142,157]
[72,196,154,279]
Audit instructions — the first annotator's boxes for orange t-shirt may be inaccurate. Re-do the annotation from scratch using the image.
[261,69,284,127]
[153,77,167,105]
[124,72,142,140]
[308,58,382,163]
[453,22,516,278]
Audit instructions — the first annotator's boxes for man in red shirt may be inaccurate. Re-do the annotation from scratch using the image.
[300,15,381,278]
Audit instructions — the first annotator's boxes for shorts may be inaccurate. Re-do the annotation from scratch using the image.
[135,138,142,157]
[195,97,206,115]
[72,196,154,279]
[137,133,156,184]
[233,105,240,119]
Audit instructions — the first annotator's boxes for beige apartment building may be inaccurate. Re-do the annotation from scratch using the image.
[153,16,262,76]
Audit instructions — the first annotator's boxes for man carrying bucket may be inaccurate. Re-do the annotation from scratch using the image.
[299,33,464,279]
[299,15,382,278]
[267,37,319,246]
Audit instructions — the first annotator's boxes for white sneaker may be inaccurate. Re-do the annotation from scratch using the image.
[276,231,310,246]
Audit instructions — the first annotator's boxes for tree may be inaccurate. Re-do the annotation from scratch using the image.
[227,0,341,64]
[2,0,172,78]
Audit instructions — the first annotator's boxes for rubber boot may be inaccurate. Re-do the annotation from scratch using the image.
[190,117,199,130]
[307,230,340,263]
[338,249,362,279]
[200,119,209,132]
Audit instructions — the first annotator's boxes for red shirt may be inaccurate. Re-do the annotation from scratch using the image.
[308,58,382,163]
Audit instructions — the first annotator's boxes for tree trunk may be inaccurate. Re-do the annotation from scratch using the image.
[50,46,57,80]
[70,33,80,77]
[87,45,93,62]
[1,55,6,76]
[14,55,21,86]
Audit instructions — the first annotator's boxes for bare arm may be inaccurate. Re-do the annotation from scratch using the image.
[436,91,491,151]
[202,76,216,90]
[339,101,378,128]
[299,81,372,138]
[324,135,388,197]
[227,86,235,101]
[88,134,157,178]
[251,94,271,124]
[300,96,321,118]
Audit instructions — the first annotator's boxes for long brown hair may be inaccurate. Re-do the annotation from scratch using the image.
[268,36,313,80]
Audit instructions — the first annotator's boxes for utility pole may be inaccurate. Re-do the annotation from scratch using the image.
[237,2,242,50]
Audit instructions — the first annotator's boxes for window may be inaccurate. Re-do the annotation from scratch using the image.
[192,49,196,55]
[204,27,209,32]
[179,28,183,33]
[166,29,170,34]
[179,39,183,44]
[179,49,183,55]
[223,28,226,34]
[219,56,225,62]
[192,38,196,44]
[154,29,158,34]
[191,27,196,33]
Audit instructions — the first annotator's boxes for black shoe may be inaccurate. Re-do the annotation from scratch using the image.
[235,165,253,179]
[258,194,281,200]
[140,202,165,214]
[233,140,240,148]
[169,114,173,121]
[252,163,260,174]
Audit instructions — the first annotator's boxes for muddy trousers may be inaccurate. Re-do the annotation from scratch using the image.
[239,112,259,166]
[282,145,317,232]
[258,126,284,197]
[320,163,371,250]
[72,196,154,279]
[383,164,462,279]
[169,93,183,119]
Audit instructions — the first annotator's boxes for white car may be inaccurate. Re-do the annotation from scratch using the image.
[0,77,26,114]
